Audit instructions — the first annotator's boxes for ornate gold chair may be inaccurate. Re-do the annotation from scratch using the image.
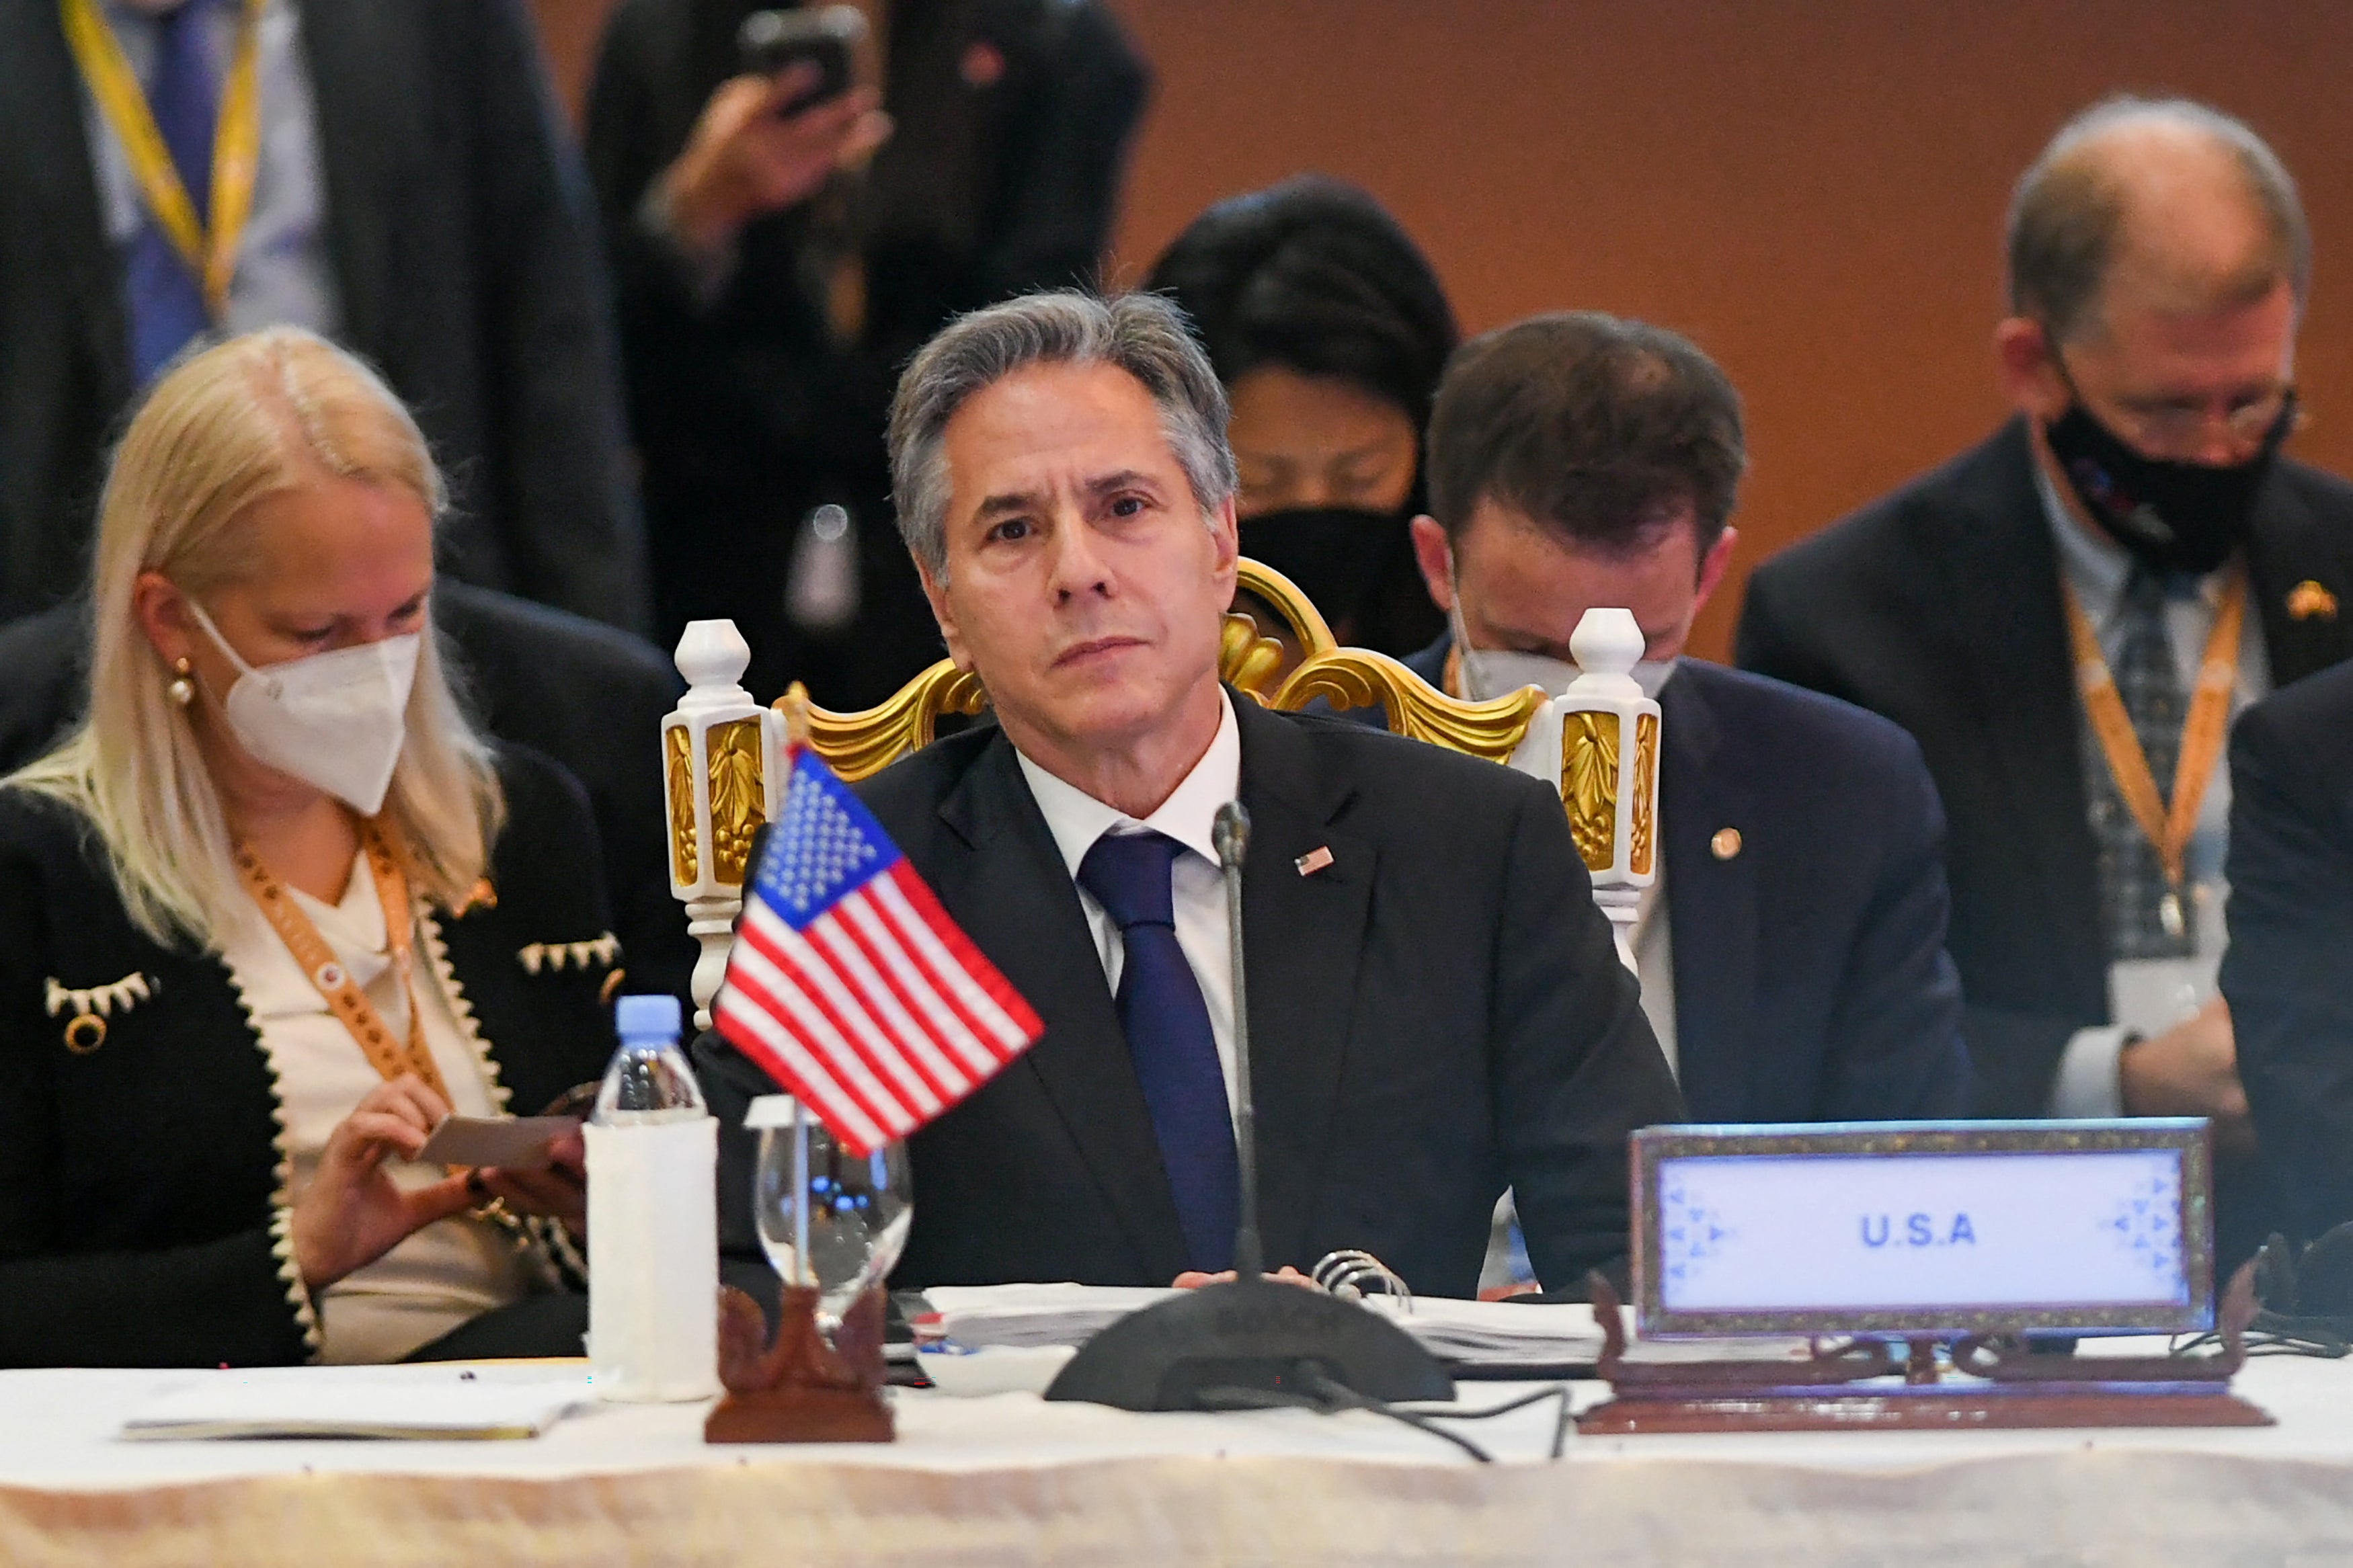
[772,559,1550,782]
[662,560,1658,1024]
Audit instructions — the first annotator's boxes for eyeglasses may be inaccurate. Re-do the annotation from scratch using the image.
[2107,387,2299,458]
[2052,348,2300,460]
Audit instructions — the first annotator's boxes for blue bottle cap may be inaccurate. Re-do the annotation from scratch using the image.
[614,993,682,1040]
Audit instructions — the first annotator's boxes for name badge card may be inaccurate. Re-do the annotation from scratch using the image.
[1632,1120,2214,1339]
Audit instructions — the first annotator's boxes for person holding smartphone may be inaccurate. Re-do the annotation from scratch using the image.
[0,331,621,1368]
[585,0,1150,710]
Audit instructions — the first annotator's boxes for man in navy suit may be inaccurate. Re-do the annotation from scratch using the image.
[2222,662,2353,1244]
[695,293,1682,1297]
[1404,312,1970,1127]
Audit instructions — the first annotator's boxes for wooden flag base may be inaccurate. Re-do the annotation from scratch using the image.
[704,1283,895,1444]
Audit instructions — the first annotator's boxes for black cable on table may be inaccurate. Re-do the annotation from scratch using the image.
[1196,1376,1576,1463]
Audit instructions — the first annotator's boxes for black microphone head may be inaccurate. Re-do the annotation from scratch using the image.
[1212,800,1250,869]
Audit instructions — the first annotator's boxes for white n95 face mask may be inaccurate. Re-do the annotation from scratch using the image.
[186,600,421,816]
[1445,591,1678,703]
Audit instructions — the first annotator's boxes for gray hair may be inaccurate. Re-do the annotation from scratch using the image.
[2006,96,2309,345]
[887,290,1239,577]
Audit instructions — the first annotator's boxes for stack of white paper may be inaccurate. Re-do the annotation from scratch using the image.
[918,1283,1181,1349]
[118,1373,592,1441]
[920,1284,1618,1370]
[1365,1297,1607,1369]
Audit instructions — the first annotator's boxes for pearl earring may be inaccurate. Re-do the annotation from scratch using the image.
[167,658,195,707]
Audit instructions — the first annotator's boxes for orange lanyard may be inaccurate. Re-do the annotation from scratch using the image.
[2060,569,2245,938]
[231,817,451,1105]
[59,0,266,317]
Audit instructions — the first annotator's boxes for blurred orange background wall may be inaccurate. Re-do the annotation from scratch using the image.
[532,0,2353,660]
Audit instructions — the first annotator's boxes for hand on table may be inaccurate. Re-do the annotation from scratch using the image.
[290,1075,471,1289]
[659,63,891,255]
[1172,1266,1318,1290]
[2119,996,2255,1152]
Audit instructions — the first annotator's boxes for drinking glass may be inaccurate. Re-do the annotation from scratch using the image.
[746,1096,912,1341]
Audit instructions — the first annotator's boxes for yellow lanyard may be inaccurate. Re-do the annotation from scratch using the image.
[60,0,265,318]
[2061,569,2245,938]
[231,817,453,1107]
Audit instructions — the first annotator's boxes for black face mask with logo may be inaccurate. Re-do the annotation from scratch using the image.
[2042,392,2296,577]
[1236,506,1405,628]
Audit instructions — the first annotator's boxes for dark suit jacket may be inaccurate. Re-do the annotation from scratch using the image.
[1738,417,2353,1116]
[0,747,619,1368]
[0,0,647,629]
[1402,641,1972,1123]
[584,0,1148,705]
[2222,663,2353,1243]
[0,584,695,1005]
[696,695,1683,1298]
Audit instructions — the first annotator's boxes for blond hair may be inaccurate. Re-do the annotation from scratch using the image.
[9,329,504,948]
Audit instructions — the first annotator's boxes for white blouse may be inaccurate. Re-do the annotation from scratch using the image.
[222,850,533,1364]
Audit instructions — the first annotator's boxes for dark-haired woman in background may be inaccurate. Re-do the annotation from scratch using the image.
[1146,176,1456,655]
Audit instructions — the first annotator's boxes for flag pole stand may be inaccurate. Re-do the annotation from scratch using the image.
[705,1283,895,1444]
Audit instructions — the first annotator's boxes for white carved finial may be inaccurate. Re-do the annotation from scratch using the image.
[1566,606,1644,697]
[1503,607,1662,977]
[665,620,787,1032]
[674,620,754,706]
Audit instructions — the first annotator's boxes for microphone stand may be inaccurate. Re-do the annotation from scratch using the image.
[1213,801,1264,1280]
[1043,801,1451,1412]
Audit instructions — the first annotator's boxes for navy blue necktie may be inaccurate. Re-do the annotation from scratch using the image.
[1078,831,1238,1272]
[126,0,218,382]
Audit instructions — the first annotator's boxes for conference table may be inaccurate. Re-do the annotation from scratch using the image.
[5,1339,2352,1567]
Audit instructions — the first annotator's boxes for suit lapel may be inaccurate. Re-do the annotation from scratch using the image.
[2247,464,2353,687]
[1940,421,2107,979]
[934,734,1191,1283]
[296,0,410,362]
[1229,699,1372,1271]
[1658,671,1759,1122]
[0,2,130,405]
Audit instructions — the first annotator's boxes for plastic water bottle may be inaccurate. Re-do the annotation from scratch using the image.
[586,995,719,1401]
[594,993,709,1122]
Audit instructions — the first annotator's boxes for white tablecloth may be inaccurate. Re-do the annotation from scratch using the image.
[5,1355,2353,1565]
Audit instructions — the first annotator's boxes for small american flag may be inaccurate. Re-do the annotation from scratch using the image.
[714,745,1043,1153]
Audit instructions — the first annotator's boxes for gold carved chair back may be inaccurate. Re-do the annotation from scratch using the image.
[773,559,1548,781]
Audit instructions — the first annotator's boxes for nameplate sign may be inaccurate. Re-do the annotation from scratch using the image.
[1631,1120,2214,1338]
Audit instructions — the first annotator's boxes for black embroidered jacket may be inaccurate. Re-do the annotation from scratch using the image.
[0,747,622,1367]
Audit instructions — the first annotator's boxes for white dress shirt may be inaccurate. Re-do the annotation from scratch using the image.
[222,851,530,1364]
[1632,868,1678,1079]
[2035,464,2271,1117]
[1014,691,1243,1126]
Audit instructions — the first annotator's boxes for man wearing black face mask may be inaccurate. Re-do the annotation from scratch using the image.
[1740,97,2353,1270]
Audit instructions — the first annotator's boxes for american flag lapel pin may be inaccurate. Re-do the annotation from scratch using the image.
[1294,845,1334,877]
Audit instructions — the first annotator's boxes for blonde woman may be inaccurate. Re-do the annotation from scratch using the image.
[0,330,621,1367]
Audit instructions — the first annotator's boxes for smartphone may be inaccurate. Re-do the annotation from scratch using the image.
[414,1114,581,1171]
[737,6,867,115]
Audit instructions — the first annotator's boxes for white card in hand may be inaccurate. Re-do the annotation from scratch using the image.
[413,1114,580,1169]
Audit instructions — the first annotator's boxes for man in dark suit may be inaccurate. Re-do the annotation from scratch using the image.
[1738,99,2353,1265]
[585,0,1148,706]
[1401,312,1969,1128]
[695,292,1682,1296]
[0,584,695,1005]
[2222,663,2353,1244]
[0,0,646,630]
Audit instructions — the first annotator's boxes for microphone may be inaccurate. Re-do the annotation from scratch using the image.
[1044,799,1451,1413]
[1212,801,1263,1280]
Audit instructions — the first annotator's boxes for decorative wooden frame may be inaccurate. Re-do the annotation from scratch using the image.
[1630,1119,2217,1339]
[772,559,1548,780]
